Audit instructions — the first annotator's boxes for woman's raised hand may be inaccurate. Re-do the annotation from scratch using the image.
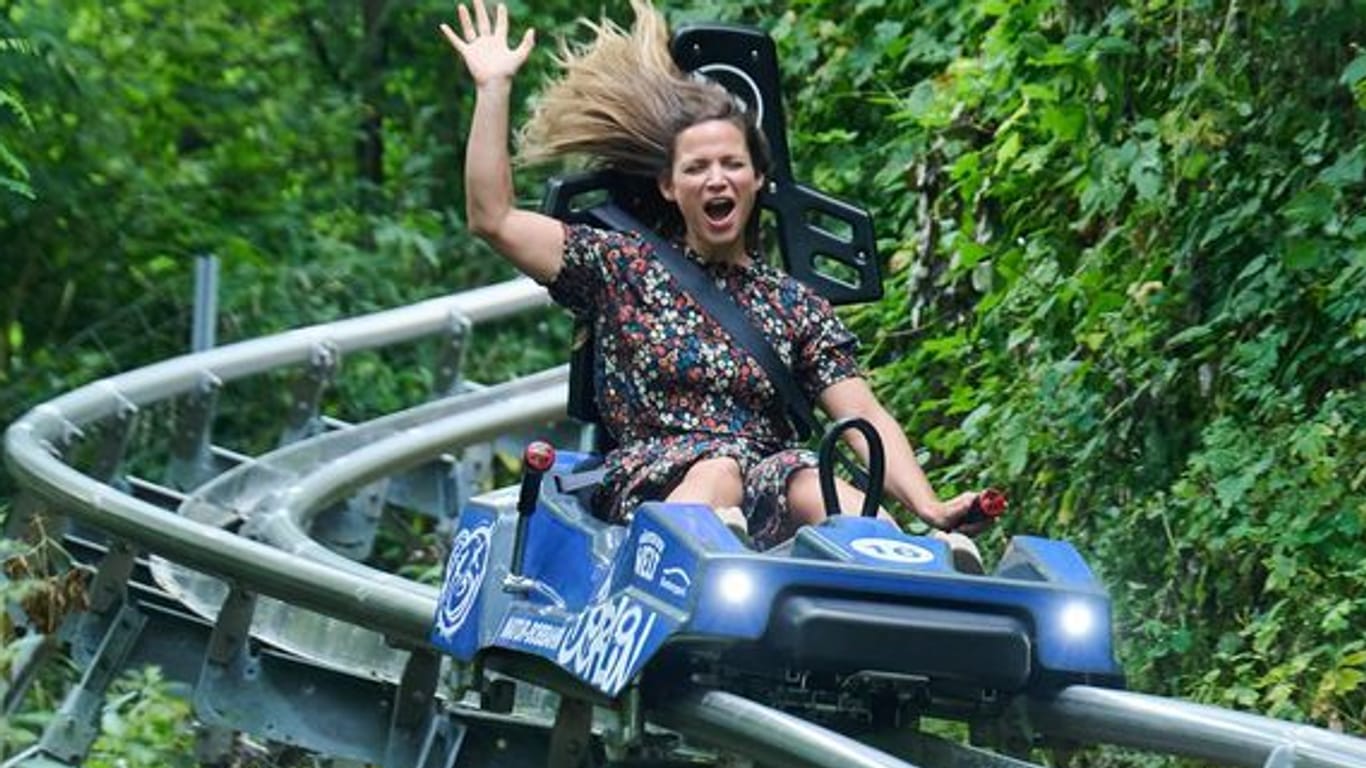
[439,0,535,87]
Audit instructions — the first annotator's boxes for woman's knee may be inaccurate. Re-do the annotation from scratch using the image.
[696,456,744,495]
[676,456,744,506]
[785,468,829,526]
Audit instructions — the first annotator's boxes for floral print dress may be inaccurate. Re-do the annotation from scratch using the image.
[547,224,861,549]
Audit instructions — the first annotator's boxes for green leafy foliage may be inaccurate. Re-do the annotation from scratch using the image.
[0,0,597,428]
[87,667,195,767]
[0,35,35,199]
[719,0,1365,732]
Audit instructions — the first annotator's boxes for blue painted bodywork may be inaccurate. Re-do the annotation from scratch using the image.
[430,468,1121,699]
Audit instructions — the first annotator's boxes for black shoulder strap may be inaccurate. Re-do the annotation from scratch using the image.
[593,203,819,441]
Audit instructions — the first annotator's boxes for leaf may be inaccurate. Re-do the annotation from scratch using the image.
[1214,468,1259,509]
[0,87,34,128]
[1163,323,1215,350]
[1128,140,1163,201]
[1280,184,1336,229]
[1318,149,1364,188]
[0,175,34,199]
[1340,54,1366,88]
[7,321,23,352]
[1004,433,1030,478]
[1094,36,1137,55]
[0,141,30,179]
[1040,105,1085,142]
[995,132,1023,171]
[1006,326,1032,351]
[1283,238,1328,272]
[897,80,938,123]
[961,403,993,436]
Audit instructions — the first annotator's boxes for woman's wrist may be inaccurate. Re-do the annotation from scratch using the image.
[475,75,515,92]
[895,485,946,529]
[917,500,950,530]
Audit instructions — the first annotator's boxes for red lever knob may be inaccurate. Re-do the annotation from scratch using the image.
[977,488,1007,519]
[959,488,1008,528]
[524,441,556,473]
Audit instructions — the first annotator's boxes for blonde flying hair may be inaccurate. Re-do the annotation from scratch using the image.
[517,0,770,182]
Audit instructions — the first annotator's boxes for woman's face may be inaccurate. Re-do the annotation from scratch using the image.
[658,119,765,264]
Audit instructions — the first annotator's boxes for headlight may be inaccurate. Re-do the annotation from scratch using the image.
[717,568,754,605]
[1060,601,1096,638]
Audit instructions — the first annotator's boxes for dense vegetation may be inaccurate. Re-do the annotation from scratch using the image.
[3,0,1363,760]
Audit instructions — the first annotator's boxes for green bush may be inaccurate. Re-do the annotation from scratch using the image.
[715,0,1365,728]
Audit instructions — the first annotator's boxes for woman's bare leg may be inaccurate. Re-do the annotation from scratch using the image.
[785,467,896,527]
[667,457,747,530]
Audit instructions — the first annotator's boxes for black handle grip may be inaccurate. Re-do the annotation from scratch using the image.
[817,417,885,519]
[511,441,556,577]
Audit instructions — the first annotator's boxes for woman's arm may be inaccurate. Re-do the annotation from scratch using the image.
[440,0,564,283]
[817,377,987,534]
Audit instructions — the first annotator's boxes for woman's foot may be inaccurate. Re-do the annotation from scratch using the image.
[932,530,985,574]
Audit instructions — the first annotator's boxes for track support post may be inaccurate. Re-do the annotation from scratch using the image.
[433,310,473,398]
[383,648,463,768]
[280,341,339,446]
[7,602,147,767]
[166,371,223,491]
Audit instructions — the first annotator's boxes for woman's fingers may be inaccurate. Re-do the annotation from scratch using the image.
[443,1,531,77]
[457,4,476,41]
[514,27,535,58]
[494,2,507,39]
[472,0,491,36]
[439,22,466,52]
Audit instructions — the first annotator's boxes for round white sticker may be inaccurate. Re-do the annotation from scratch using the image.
[850,537,935,564]
[435,523,493,638]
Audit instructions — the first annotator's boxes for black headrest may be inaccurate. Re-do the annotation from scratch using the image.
[543,22,882,306]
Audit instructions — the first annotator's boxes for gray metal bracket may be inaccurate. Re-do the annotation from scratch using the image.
[66,400,140,544]
[280,342,340,446]
[8,602,148,767]
[968,694,1036,759]
[433,310,472,398]
[193,587,440,766]
[549,696,596,768]
[2,634,58,718]
[387,311,489,523]
[166,371,223,491]
[311,479,387,561]
[384,648,463,768]
[2,491,49,546]
[3,500,133,725]
[84,540,138,615]
[89,397,138,489]
[1264,744,1296,768]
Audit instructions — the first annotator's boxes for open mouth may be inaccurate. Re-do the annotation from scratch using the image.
[703,198,737,223]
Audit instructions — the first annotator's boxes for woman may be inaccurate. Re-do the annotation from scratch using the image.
[440,0,992,555]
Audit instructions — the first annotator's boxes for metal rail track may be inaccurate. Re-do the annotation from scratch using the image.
[5,279,1365,768]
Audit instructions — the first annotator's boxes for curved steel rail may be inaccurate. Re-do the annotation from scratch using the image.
[154,366,570,679]
[1029,686,1366,768]
[5,278,550,644]
[652,689,918,768]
